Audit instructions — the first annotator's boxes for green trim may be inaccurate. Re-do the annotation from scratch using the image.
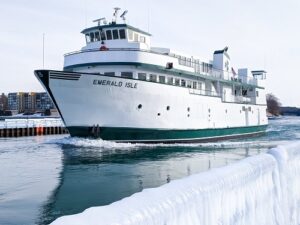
[64,62,264,89]
[67,125,267,143]
[81,24,151,36]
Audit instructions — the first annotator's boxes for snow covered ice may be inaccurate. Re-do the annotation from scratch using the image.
[51,142,300,225]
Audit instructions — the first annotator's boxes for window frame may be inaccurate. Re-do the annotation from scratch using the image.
[112,29,119,39]
[106,30,112,40]
[119,29,126,39]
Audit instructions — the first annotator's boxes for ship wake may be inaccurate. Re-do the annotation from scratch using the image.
[48,136,287,151]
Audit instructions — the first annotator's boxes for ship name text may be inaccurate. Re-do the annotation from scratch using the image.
[93,79,137,89]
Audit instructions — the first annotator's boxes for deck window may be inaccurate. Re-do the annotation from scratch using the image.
[187,81,192,88]
[175,78,180,86]
[181,79,186,87]
[100,31,106,40]
[119,29,126,39]
[128,29,133,40]
[134,33,139,42]
[159,76,165,83]
[192,81,197,89]
[106,30,112,40]
[149,74,157,82]
[138,73,147,81]
[104,72,115,76]
[85,34,91,43]
[90,32,95,42]
[112,30,119,39]
[95,31,100,41]
[167,77,174,85]
[121,72,133,78]
[140,36,146,43]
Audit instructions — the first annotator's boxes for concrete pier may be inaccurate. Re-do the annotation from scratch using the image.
[0,126,68,138]
[0,118,68,138]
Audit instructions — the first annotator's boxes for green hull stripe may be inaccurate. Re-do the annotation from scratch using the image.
[67,125,267,143]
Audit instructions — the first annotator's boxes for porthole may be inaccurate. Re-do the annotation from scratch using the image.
[187,107,190,112]
[157,113,161,116]
[187,114,190,117]
[137,104,142,109]
[225,109,228,113]
[166,106,170,111]
[208,108,211,113]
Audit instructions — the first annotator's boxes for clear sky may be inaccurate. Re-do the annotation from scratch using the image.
[1,0,299,106]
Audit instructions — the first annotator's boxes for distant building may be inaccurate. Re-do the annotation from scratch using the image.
[0,93,8,111]
[23,92,36,113]
[8,92,19,111]
[35,92,54,111]
[7,92,55,113]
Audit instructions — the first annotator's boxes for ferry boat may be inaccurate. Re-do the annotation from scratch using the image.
[35,8,268,143]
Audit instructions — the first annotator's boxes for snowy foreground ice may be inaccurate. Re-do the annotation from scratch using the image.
[51,142,300,225]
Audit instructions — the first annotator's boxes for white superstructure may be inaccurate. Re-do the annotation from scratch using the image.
[35,9,268,143]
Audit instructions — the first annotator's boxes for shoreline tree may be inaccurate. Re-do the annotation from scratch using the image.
[266,93,281,116]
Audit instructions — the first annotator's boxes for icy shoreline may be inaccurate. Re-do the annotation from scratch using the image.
[51,142,300,225]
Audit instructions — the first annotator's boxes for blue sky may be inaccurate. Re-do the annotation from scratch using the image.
[1,0,299,106]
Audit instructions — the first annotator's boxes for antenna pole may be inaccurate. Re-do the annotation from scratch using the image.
[42,33,45,69]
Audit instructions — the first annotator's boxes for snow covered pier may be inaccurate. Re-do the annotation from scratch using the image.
[51,142,300,225]
[0,118,68,137]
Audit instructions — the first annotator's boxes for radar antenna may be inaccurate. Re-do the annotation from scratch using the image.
[120,10,128,23]
[93,17,106,26]
[113,7,121,23]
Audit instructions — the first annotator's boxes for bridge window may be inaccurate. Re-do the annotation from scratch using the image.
[106,30,112,40]
[121,72,133,78]
[100,31,106,40]
[128,29,133,40]
[95,31,100,41]
[90,32,95,42]
[134,33,139,42]
[140,36,146,43]
[85,34,91,43]
[112,30,119,39]
[138,73,147,81]
[119,29,126,39]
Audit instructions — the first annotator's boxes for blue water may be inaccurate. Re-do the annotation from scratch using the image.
[0,116,299,225]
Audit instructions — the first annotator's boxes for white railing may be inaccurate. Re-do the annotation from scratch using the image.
[0,118,64,129]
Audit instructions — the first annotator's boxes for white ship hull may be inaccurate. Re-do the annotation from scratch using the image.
[35,70,267,143]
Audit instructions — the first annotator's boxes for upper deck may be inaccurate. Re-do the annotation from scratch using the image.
[63,8,266,90]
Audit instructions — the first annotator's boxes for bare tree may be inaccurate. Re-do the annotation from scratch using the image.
[266,93,281,116]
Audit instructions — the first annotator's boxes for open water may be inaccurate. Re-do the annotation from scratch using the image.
[0,116,299,225]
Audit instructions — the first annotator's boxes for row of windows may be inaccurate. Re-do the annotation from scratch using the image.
[86,29,126,43]
[86,29,146,43]
[103,72,204,89]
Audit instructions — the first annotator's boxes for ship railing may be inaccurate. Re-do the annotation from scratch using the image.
[0,118,64,129]
[64,48,258,87]
[188,89,221,97]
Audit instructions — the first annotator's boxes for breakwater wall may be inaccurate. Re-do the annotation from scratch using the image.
[51,142,300,225]
[0,118,68,137]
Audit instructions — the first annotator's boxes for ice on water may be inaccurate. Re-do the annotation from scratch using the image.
[50,141,300,225]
